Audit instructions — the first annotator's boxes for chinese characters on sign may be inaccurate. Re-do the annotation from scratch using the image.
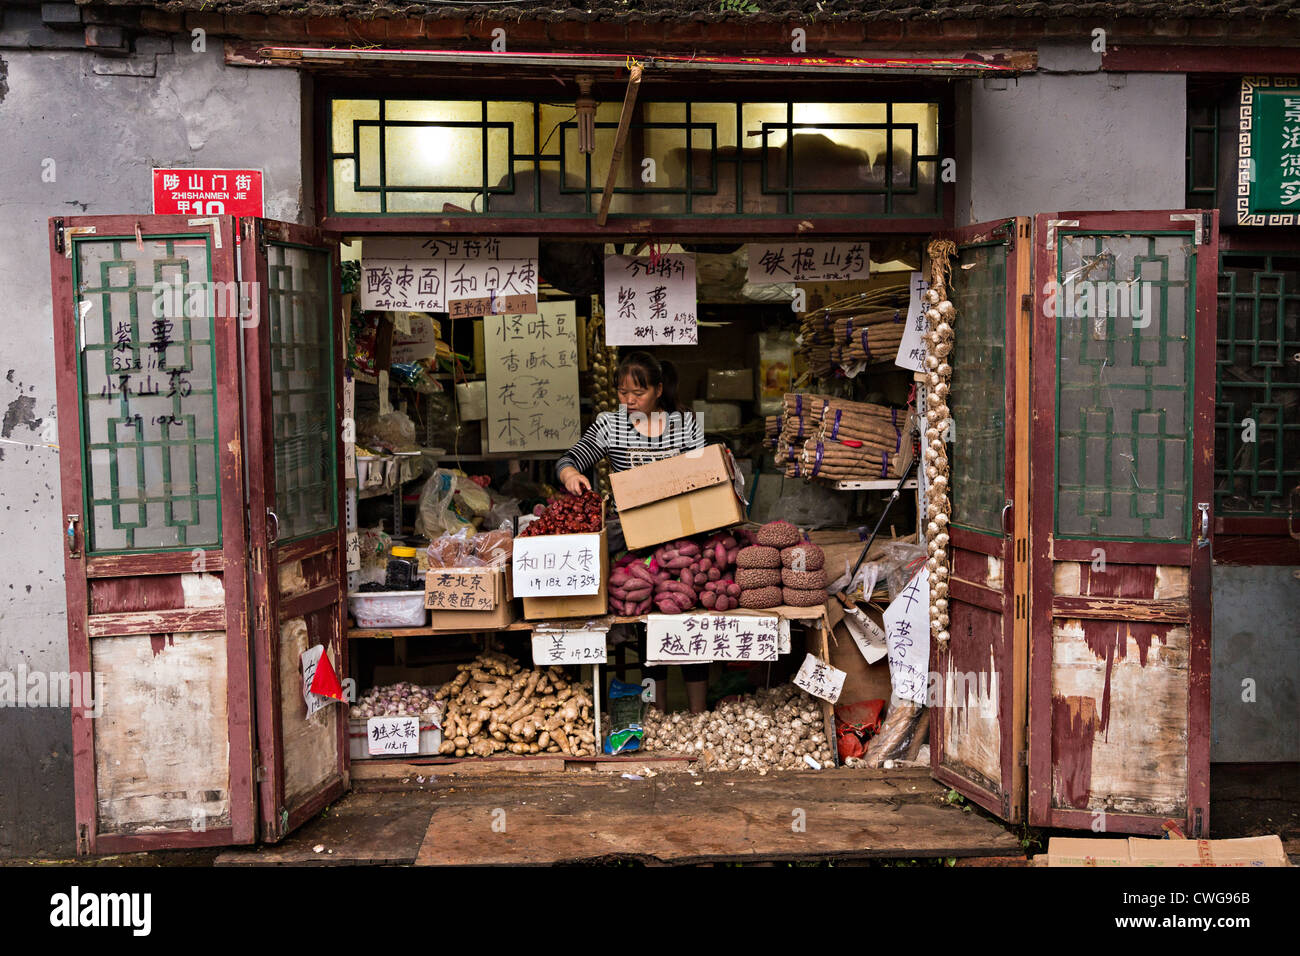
[603,254,698,346]
[511,533,602,596]
[530,629,608,666]
[484,300,581,453]
[746,242,870,284]
[300,645,336,717]
[645,614,779,665]
[883,567,930,705]
[359,238,539,315]
[366,716,421,756]
[793,653,847,703]
[152,168,264,216]
[424,568,500,611]
[894,271,930,373]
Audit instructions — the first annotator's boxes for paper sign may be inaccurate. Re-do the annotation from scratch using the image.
[300,645,336,717]
[359,236,540,317]
[531,629,608,665]
[778,618,792,655]
[895,271,931,372]
[747,242,870,283]
[345,532,361,573]
[512,533,602,596]
[484,302,581,453]
[645,614,779,664]
[359,259,447,312]
[366,716,421,755]
[425,568,500,611]
[152,168,263,216]
[883,567,930,705]
[366,238,537,261]
[445,258,539,318]
[793,653,847,703]
[603,254,697,346]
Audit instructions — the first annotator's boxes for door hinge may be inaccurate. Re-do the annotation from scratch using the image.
[1191,806,1204,838]
[1202,211,1213,246]
[255,218,267,256]
[54,218,66,255]
[1001,792,1011,819]
[1020,293,1032,316]
[1018,749,1029,767]
[249,546,263,575]
[77,823,89,855]
[255,604,268,630]
[255,751,267,783]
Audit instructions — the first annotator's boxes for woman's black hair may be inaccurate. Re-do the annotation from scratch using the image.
[615,351,690,415]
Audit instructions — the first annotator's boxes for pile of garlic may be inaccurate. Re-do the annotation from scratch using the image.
[640,684,833,772]
[349,682,440,719]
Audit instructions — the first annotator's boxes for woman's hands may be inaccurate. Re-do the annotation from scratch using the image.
[558,466,591,495]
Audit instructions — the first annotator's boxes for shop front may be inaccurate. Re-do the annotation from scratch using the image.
[46,53,1221,859]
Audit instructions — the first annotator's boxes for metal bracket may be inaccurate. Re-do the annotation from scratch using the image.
[1170,212,1207,245]
[54,218,65,255]
[1045,219,1079,252]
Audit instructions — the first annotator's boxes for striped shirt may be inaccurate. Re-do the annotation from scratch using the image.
[557,408,705,477]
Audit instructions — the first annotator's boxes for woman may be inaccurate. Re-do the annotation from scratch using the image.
[556,351,708,713]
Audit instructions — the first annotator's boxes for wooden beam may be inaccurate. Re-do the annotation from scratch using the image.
[596,64,643,228]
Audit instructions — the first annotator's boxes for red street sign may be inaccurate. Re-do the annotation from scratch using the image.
[152,168,264,216]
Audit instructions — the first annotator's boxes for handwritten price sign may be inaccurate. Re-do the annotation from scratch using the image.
[645,614,779,664]
[793,653,846,703]
[531,629,608,666]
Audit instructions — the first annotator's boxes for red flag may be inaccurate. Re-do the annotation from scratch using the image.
[309,646,344,700]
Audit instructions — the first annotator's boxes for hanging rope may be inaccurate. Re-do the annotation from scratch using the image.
[923,239,958,652]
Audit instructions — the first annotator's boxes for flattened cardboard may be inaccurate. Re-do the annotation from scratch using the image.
[1041,834,1290,867]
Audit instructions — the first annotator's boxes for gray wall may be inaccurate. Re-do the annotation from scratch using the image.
[0,34,305,858]
[957,42,1186,223]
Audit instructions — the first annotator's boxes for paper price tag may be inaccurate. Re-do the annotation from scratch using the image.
[883,567,930,705]
[345,532,361,573]
[793,652,847,703]
[512,533,602,596]
[366,716,420,755]
[895,271,930,373]
[300,645,332,717]
[531,629,608,666]
[645,614,779,664]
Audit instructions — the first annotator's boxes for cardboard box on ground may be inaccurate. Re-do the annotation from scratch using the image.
[1038,835,1290,867]
[610,444,747,551]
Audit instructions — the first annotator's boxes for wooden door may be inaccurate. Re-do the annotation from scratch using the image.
[48,215,257,852]
[929,218,1031,823]
[1029,210,1217,835]
[240,219,349,842]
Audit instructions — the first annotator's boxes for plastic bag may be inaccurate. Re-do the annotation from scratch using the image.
[604,679,646,755]
[470,523,514,567]
[877,541,928,599]
[426,527,473,568]
[415,470,475,539]
[358,409,418,452]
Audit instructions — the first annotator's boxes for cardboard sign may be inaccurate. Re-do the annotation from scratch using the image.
[883,567,930,705]
[512,533,602,596]
[152,168,263,216]
[531,628,608,666]
[793,652,847,703]
[895,271,931,373]
[645,614,779,664]
[359,260,447,312]
[746,242,870,283]
[366,716,420,755]
[484,302,581,453]
[359,237,539,316]
[603,254,697,346]
[424,568,500,611]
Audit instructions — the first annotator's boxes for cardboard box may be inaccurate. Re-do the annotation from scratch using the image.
[692,400,743,429]
[610,444,747,551]
[424,565,516,630]
[707,368,753,401]
[1040,835,1290,867]
[520,525,609,620]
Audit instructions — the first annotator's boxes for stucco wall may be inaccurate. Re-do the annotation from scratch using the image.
[0,34,305,858]
[956,42,1187,223]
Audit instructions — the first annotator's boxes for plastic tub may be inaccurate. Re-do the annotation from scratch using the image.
[347,589,428,628]
[348,714,442,760]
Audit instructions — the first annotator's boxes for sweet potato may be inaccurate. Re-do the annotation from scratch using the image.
[701,590,717,609]
[680,570,694,587]
[676,541,700,556]
[628,563,655,585]
[624,585,652,601]
[654,595,684,614]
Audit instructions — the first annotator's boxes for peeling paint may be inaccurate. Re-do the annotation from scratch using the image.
[1051,694,1099,809]
[2,395,41,439]
[1081,620,1166,734]
[148,634,175,657]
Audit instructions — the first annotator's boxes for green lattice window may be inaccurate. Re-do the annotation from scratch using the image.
[328,97,940,219]
[74,236,221,553]
[1215,252,1300,516]
[1054,233,1195,542]
[949,239,1007,534]
[268,242,337,541]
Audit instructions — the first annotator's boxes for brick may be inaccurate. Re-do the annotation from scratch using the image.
[306,16,351,40]
[140,10,183,33]
[422,17,469,42]
[84,24,126,50]
[1147,17,1189,37]
[863,21,906,44]
[585,20,629,46]
[264,16,310,42]
[223,14,275,40]
[939,20,981,41]
[1186,19,1229,39]
[185,13,225,37]
[548,21,590,48]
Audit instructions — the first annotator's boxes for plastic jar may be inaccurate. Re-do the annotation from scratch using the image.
[385,546,419,591]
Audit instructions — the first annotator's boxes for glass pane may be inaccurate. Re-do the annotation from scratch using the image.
[333,159,380,214]
[76,236,220,552]
[1056,234,1195,540]
[267,243,336,541]
[950,242,1008,533]
[385,125,485,190]
[331,98,379,154]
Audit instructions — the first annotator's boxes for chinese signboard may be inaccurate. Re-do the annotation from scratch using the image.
[747,242,870,283]
[531,628,608,666]
[1238,77,1300,226]
[424,568,500,612]
[793,653,846,703]
[603,254,697,346]
[883,566,930,705]
[645,614,779,664]
[894,271,930,373]
[366,716,421,756]
[512,533,602,596]
[483,301,581,453]
[152,168,263,216]
[360,237,539,315]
